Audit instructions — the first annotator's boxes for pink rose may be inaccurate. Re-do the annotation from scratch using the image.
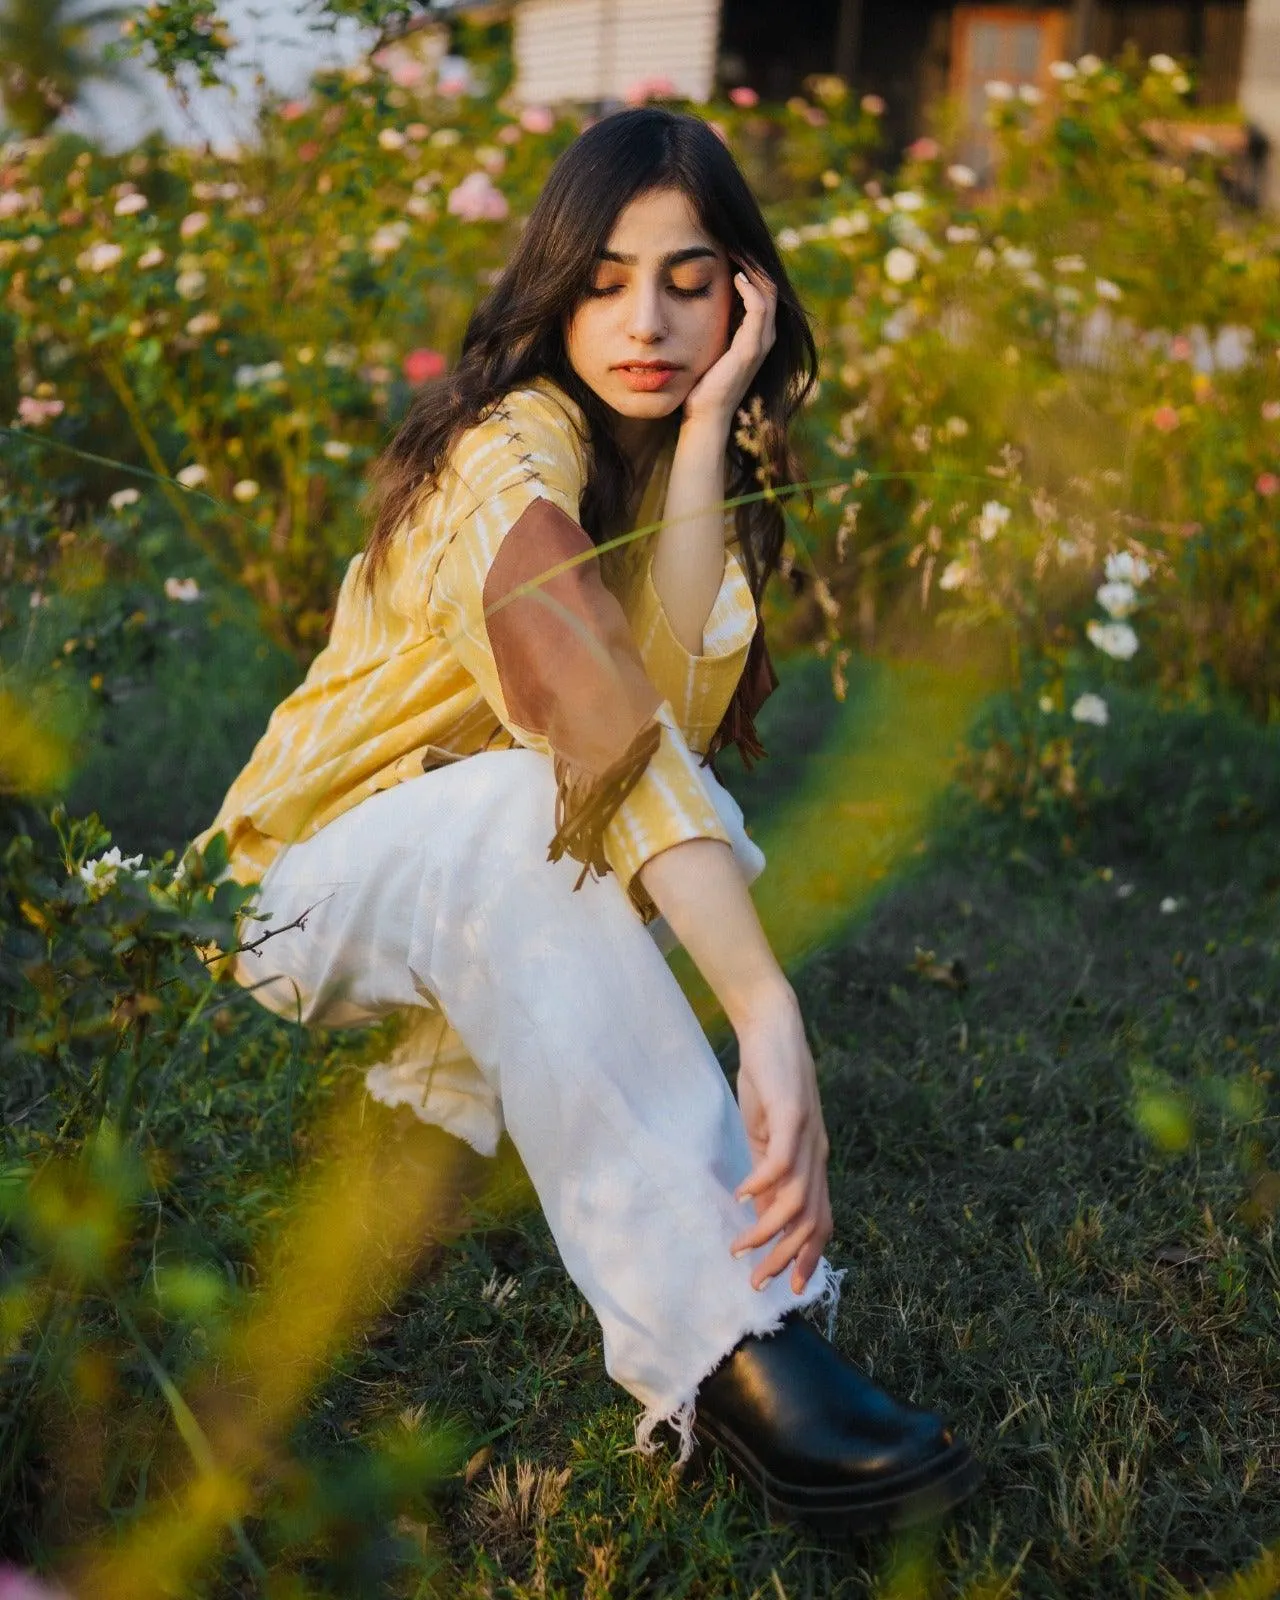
[297,141,321,163]
[728,86,759,108]
[446,172,508,223]
[497,124,522,145]
[861,94,886,115]
[624,76,677,106]
[390,60,425,88]
[906,136,941,161]
[402,348,446,385]
[1256,472,1279,497]
[1169,335,1193,361]
[1151,404,1180,433]
[519,105,554,134]
[16,396,64,427]
[280,100,308,122]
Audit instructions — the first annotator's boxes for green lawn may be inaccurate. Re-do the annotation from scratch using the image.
[4,658,1278,1598]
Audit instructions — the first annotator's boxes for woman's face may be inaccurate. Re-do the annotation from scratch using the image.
[564,186,735,431]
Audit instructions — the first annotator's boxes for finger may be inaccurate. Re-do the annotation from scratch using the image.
[731,1178,807,1256]
[734,1121,802,1201]
[750,1217,817,1291]
[733,270,769,319]
[790,1237,825,1296]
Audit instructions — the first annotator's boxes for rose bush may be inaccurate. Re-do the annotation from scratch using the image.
[2,44,1275,761]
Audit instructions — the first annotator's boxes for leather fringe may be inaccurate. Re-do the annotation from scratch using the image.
[549,720,663,890]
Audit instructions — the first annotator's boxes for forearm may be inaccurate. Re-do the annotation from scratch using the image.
[651,418,730,656]
[637,834,794,1031]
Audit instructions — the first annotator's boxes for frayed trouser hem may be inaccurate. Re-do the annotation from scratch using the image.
[628,1259,847,1469]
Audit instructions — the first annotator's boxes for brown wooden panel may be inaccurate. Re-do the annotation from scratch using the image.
[1202,2,1246,104]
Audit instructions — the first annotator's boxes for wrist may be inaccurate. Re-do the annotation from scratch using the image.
[726,973,798,1036]
[676,409,732,452]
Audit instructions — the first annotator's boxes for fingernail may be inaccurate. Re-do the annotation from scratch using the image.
[731,1246,746,1259]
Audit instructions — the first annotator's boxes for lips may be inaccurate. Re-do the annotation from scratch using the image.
[615,364,679,392]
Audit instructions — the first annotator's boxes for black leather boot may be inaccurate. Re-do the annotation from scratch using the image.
[687,1312,981,1536]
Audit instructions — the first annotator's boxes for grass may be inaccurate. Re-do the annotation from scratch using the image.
[4,660,1278,1598]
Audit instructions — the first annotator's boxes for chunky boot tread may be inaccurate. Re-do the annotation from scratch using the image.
[692,1412,984,1536]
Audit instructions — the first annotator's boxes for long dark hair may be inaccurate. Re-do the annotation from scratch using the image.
[362,107,818,604]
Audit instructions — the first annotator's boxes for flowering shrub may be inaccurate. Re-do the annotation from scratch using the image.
[1,38,1277,763]
[763,53,1280,821]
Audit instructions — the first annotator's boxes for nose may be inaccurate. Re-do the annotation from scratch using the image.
[626,277,667,343]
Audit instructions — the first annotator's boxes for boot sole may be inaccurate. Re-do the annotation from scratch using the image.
[686,1413,984,1538]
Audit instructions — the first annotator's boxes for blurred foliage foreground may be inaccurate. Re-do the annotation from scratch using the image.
[1,23,1278,1600]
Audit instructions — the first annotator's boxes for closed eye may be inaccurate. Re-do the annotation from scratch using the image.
[583,284,713,299]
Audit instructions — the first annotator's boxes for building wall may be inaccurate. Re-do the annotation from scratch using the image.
[1240,0,1280,205]
[513,0,720,103]
[1089,1,1249,103]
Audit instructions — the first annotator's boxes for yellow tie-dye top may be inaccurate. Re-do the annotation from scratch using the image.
[195,376,760,909]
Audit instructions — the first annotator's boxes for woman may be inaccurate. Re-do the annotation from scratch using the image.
[195,107,980,1535]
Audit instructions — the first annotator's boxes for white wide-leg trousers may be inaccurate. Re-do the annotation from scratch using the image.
[233,748,842,1458]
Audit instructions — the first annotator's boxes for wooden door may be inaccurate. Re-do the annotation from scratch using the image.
[950,6,1071,172]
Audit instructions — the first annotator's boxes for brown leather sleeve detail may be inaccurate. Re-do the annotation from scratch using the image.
[703,623,779,770]
[482,496,665,884]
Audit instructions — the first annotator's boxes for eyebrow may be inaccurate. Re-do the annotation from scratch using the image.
[596,246,719,267]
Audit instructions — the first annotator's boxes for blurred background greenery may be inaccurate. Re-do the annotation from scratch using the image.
[1,5,1277,1596]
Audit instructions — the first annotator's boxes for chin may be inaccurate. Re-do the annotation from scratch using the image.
[601,383,688,419]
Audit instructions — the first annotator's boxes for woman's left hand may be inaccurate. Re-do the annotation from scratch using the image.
[680,264,777,434]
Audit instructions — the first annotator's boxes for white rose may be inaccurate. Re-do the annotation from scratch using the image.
[978,500,1011,542]
[109,487,140,511]
[883,247,918,284]
[1071,692,1109,727]
[938,560,969,592]
[1105,551,1152,586]
[78,241,124,273]
[1096,580,1137,619]
[232,479,260,502]
[79,846,146,895]
[1086,619,1139,660]
[175,463,208,489]
[984,80,1014,102]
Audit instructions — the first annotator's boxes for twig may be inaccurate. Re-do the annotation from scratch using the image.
[198,892,336,967]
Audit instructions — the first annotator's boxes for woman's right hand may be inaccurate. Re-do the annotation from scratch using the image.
[729,982,833,1296]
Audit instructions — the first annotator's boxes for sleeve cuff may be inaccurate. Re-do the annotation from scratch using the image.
[633,553,758,753]
[602,705,732,910]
